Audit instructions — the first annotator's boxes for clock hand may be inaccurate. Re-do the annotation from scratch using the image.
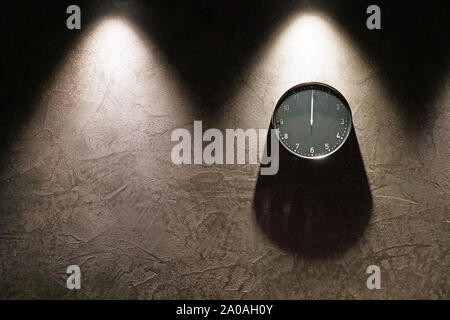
[310,90,314,126]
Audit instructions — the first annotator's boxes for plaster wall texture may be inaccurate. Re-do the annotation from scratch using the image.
[0,1,448,299]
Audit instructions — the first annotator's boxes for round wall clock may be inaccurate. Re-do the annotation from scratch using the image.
[272,82,352,159]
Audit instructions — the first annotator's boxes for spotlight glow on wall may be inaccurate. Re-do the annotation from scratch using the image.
[255,13,375,100]
[229,13,387,138]
[25,16,191,162]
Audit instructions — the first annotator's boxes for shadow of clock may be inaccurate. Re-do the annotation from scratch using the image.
[253,127,372,259]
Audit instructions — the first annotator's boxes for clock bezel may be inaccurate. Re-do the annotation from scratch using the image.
[271,82,353,160]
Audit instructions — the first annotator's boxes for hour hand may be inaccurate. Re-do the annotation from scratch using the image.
[310,90,314,126]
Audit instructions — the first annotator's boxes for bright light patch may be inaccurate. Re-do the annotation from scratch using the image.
[89,18,141,78]
[73,17,150,95]
[273,15,337,80]
[228,13,385,131]
[22,15,191,162]
[255,13,373,99]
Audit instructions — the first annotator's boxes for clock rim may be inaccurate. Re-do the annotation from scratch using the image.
[271,82,353,160]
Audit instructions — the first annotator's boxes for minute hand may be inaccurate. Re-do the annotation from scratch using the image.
[310,90,314,126]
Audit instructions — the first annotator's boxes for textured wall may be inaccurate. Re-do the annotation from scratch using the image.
[0,1,448,299]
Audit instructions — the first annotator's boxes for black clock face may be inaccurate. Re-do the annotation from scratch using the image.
[272,83,352,159]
